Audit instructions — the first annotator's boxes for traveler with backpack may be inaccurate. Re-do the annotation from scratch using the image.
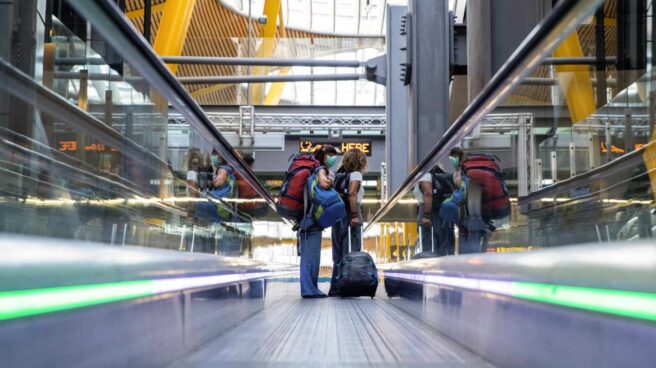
[413,164,455,256]
[328,148,367,296]
[440,148,510,254]
[278,145,341,298]
[233,153,268,218]
[195,150,236,223]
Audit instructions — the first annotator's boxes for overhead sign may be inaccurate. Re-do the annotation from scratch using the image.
[299,139,372,156]
[600,142,645,154]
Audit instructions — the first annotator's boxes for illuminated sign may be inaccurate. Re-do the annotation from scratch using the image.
[58,140,117,153]
[299,139,372,156]
[600,142,645,154]
[58,141,77,152]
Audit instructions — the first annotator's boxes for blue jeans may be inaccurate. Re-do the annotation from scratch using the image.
[299,230,324,296]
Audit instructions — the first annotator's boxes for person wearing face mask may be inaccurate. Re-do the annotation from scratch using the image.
[446,147,500,254]
[297,145,338,298]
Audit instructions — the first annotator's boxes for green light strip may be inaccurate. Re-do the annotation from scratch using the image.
[0,280,154,321]
[512,282,656,322]
[385,272,656,322]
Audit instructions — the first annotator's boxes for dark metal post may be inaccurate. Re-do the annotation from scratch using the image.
[594,7,607,107]
[143,0,151,43]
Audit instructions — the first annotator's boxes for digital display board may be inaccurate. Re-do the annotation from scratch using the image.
[299,139,372,156]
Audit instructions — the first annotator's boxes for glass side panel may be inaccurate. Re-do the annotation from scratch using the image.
[364,0,656,263]
[0,1,293,258]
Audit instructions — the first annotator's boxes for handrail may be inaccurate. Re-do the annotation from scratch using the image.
[518,140,654,205]
[67,0,277,210]
[364,0,604,231]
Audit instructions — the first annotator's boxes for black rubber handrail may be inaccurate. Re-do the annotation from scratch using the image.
[67,0,277,209]
[365,0,605,231]
[518,140,653,205]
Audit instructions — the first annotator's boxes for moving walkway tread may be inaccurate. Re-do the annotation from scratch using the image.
[171,296,494,367]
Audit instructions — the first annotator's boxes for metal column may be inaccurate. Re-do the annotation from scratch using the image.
[385,5,410,194]
[407,0,450,167]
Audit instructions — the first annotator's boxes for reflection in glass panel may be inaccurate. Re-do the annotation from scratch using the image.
[0,2,289,259]
[363,0,656,263]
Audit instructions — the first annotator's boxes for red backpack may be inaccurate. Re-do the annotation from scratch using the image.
[277,154,319,221]
[234,171,268,217]
[461,154,511,219]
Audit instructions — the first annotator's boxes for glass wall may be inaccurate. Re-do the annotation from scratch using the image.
[0,0,295,258]
[364,0,656,262]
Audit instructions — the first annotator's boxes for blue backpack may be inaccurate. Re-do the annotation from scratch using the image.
[208,165,236,199]
[439,177,467,223]
[307,168,346,228]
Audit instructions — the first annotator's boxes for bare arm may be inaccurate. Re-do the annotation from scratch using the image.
[420,181,433,226]
[213,168,228,188]
[187,179,199,197]
[348,180,361,225]
[317,168,333,189]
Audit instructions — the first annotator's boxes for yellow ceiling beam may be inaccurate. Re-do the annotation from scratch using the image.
[190,83,234,99]
[263,2,288,105]
[153,0,197,75]
[264,67,290,105]
[552,32,596,124]
[125,2,167,19]
[251,0,282,104]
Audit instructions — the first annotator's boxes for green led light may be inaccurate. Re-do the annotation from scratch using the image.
[0,280,155,321]
[513,282,656,322]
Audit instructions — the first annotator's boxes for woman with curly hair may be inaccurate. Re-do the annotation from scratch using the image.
[328,148,367,296]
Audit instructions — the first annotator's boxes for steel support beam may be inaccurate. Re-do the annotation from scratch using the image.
[178,74,362,84]
[543,56,617,65]
[160,56,363,68]
[153,0,197,75]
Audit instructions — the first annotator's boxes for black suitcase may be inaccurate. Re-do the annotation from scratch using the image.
[335,226,378,298]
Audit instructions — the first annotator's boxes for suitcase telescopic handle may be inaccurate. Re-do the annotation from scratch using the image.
[418,225,423,254]
[348,225,351,253]
[431,225,435,253]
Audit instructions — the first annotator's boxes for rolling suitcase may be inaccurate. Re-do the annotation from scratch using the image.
[335,226,378,298]
[412,225,438,259]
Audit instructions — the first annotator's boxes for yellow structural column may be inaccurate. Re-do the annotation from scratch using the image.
[153,0,197,75]
[552,32,596,124]
[263,4,290,105]
[643,133,656,202]
[251,0,282,104]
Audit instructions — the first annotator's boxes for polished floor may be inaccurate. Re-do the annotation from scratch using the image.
[171,288,494,368]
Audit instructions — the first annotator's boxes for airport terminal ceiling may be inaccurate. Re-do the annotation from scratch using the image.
[122,0,466,106]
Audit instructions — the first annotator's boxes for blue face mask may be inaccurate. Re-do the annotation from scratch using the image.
[211,155,220,167]
[325,155,338,168]
[449,156,460,169]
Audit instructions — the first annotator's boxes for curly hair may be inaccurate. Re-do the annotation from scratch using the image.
[185,148,203,171]
[340,148,368,173]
